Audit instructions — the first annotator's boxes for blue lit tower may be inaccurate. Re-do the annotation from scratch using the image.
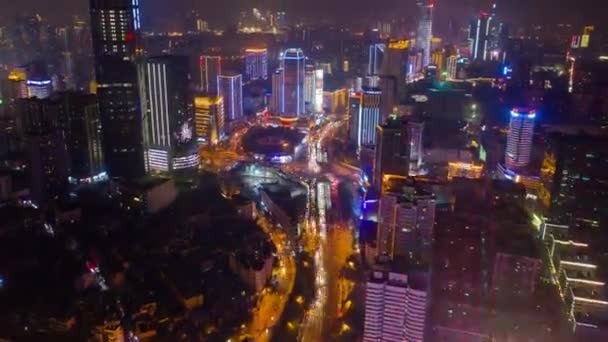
[89,0,145,179]
[352,86,382,148]
[416,0,434,67]
[281,48,305,117]
[505,107,536,169]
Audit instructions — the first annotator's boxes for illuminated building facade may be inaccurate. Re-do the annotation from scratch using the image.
[56,92,105,184]
[323,88,348,115]
[496,163,540,192]
[282,48,305,117]
[446,55,458,80]
[408,120,424,173]
[218,73,243,122]
[90,0,145,179]
[26,78,53,99]
[304,65,315,113]
[350,87,381,148]
[416,0,434,67]
[8,69,29,99]
[141,56,198,172]
[200,55,222,94]
[505,107,535,169]
[364,271,428,342]
[447,162,484,180]
[431,49,445,74]
[374,119,410,187]
[470,12,492,61]
[271,69,284,113]
[245,48,268,81]
[368,43,385,76]
[539,132,608,229]
[348,92,362,144]
[194,95,224,146]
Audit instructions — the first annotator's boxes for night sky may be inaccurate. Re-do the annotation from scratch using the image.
[1,0,606,30]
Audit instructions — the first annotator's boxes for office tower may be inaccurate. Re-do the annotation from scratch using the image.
[374,119,410,187]
[26,77,52,99]
[90,0,145,179]
[408,120,424,173]
[446,55,458,80]
[304,65,315,113]
[416,0,434,67]
[200,55,222,94]
[379,76,397,122]
[377,183,435,259]
[194,95,224,146]
[271,69,284,114]
[505,107,535,169]
[217,73,243,122]
[470,12,492,61]
[350,87,381,148]
[245,48,268,81]
[140,56,198,173]
[539,131,608,229]
[56,92,105,184]
[364,270,428,342]
[282,48,305,117]
[314,69,324,113]
[20,98,69,204]
[368,43,385,76]
[8,69,28,99]
[348,92,362,144]
[431,49,445,74]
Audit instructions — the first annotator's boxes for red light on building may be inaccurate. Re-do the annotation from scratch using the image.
[125,32,135,41]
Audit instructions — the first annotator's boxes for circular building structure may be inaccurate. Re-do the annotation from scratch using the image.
[242,126,306,163]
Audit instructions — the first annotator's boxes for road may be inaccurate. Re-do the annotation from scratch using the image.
[234,215,296,342]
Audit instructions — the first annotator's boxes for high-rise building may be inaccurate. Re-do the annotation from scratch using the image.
[90,0,145,179]
[56,92,105,184]
[314,69,324,113]
[8,69,29,99]
[200,55,221,94]
[26,77,53,99]
[364,270,428,342]
[21,98,69,204]
[446,55,458,80]
[271,69,284,114]
[505,107,535,169]
[408,120,424,173]
[282,48,305,117]
[304,65,315,113]
[368,43,386,76]
[245,48,268,81]
[194,95,224,146]
[140,56,198,173]
[348,92,362,143]
[470,12,492,61]
[539,131,608,229]
[217,73,243,122]
[350,87,381,149]
[416,0,434,67]
[377,181,435,259]
[374,119,410,187]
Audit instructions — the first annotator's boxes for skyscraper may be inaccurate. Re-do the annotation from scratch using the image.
[349,87,381,149]
[416,0,434,68]
[377,181,435,259]
[218,73,243,122]
[364,270,428,342]
[194,95,224,146]
[200,55,222,94]
[368,43,386,76]
[245,48,268,81]
[470,12,492,61]
[408,120,424,173]
[56,92,105,184]
[282,48,305,117]
[374,118,410,187]
[21,98,69,204]
[304,65,315,113]
[140,56,198,172]
[271,69,284,114]
[505,107,535,169]
[90,0,145,179]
